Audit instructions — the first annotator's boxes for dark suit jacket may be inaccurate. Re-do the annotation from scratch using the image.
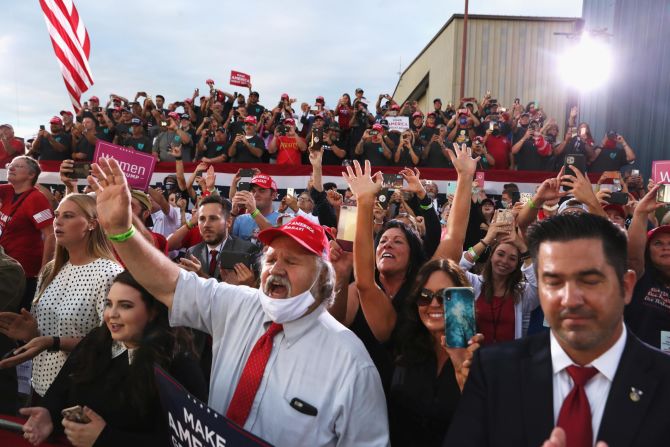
[444,330,670,447]
[185,236,258,281]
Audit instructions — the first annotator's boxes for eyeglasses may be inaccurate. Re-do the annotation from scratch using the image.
[417,288,448,306]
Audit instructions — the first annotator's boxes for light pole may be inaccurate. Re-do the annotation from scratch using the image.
[459,0,469,100]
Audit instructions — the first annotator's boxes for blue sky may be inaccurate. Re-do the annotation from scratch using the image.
[0,0,582,139]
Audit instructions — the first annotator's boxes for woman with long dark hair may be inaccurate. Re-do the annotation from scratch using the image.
[389,259,482,447]
[20,270,206,446]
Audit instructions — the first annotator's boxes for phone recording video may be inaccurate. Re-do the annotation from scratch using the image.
[442,287,476,348]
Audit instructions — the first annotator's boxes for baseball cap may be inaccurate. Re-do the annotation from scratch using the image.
[372,123,383,131]
[180,113,190,120]
[59,110,73,116]
[520,112,530,118]
[281,93,289,99]
[130,118,141,125]
[379,119,389,128]
[184,98,193,104]
[603,204,626,219]
[481,198,495,207]
[89,96,100,102]
[412,111,423,118]
[355,88,364,94]
[251,173,277,191]
[130,190,151,211]
[215,126,226,133]
[122,108,132,114]
[283,118,296,126]
[427,112,436,117]
[314,114,325,120]
[113,106,123,113]
[558,199,588,215]
[647,225,670,241]
[315,96,325,103]
[244,115,258,125]
[390,104,400,111]
[49,116,63,125]
[167,111,180,120]
[0,124,13,131]
[258,215,329,258]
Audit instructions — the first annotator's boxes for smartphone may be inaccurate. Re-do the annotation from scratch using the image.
[446,181,457,196]
[475,172,485,189]
[631,169,640,177]
[603,171,620,180]
[442,287,476,348]
[66,162,92,179]
[563,154,587,191]
[608,191,629,205]
[311,128,324,149]
[657,184,670,203]
[237,181,251,192]
[511,191,521,205]
[494,209,515,226]
[489,122,494,131]
[382,173,404,190]
[336,205,357,252]
[519,193,533,204]
[377,188,392,209]
[239,168,255,179]
[61,405,91,423]
[286,187,295,198]
[219,251,254,270]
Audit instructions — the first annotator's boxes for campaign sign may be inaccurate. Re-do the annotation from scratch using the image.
[230,70,251,87]
[155,366,273,447]
[386,116,409,132]
[93,141,156,191]
[475,172,485,189]
[652,160,670,184]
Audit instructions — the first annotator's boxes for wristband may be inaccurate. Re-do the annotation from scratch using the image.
[527,198,536,209]
[107,225,136,242]
[420,202,434,211]
[174,156,182,161]
[374,219,385,225]
[479,239,489,248]
[467,247,479,261]
[201,190,211,198]
[48,336,60,352]
[519,250,530,259]
[250,209,261,218]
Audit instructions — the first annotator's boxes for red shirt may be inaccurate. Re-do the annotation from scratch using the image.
[484,135,511,170]
[275,136,303,165]
[0,185,54,277]
[475,294,515,345]
[181,226,203,249]
[0,138,25,167]
[336,105,352,130]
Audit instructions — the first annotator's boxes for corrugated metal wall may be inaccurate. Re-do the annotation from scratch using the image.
[582,0,670,176]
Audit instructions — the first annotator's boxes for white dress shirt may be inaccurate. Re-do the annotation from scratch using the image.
[170,270,389,446]
[551,325,627,445]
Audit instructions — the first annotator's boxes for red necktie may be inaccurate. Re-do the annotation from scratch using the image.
[208,250,218,277]
[557,365,599,447]
[226,323,283,426]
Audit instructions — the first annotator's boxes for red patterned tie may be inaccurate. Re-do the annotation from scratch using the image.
[208,250,218,277]
[226,323,283,426]
[557,365,599,447]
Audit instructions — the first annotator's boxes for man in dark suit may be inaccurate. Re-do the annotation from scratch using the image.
[445,213,670,447]
[179,195,258,285]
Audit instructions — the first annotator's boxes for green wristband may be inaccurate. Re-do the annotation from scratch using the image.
[527,198,536,209]
[250,209,261,218]
[108,225,136,242]
[420,202,434,210]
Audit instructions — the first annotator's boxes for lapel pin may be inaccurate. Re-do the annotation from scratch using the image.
[629,387,643,402]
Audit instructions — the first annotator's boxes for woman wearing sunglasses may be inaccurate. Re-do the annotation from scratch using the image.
[389,259,483,447]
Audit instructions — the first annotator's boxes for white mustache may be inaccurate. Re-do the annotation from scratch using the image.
[263,275,292,295]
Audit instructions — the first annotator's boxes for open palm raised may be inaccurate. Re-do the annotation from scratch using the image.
[87,158,133,235]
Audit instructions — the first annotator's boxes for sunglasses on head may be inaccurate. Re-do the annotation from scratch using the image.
[417,288,448,306]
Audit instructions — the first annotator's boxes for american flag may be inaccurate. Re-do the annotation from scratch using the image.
[39,0,94,111]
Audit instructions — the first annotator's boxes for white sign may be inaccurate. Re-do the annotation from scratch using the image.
[386,116,409,132]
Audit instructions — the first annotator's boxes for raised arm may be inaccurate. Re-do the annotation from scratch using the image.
[88,158,180,309]
[343,160,396,342]
[628,186,662,278]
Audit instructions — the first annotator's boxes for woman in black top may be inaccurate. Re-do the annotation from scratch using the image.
[390,259,482,446]
[20,271,206,446]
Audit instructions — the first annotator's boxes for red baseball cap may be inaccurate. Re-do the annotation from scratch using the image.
[372,123,383,131]
[251,173,277,191]
[315,96,325,103]
[603,204,626,219]
[283,118,295,126]
[412,111,423,118]
[168,111,181,120]
[258,215,329,258]
[89,96,100,102]
[427,112,436,117]
[244,115,257,125]
[647,225,670,241]
[49,116,63,125]
[59,110,73,116]
[281,93,289,99]
[390,104,400,111]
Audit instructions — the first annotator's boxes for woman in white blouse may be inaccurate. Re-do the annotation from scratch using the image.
[0,194,122,400]
[459,220,539,344]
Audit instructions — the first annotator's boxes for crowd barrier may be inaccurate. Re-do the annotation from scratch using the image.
[3,161,602,195]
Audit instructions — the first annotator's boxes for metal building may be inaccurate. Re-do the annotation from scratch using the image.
[393,15,579,132]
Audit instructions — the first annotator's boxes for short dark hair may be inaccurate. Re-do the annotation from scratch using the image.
[323,182,338,191]
[527,214,627,283]
[199,195,232,217]
[156,95,165,101]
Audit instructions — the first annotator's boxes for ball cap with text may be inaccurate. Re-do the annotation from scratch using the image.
[258,216,330,258]
[251,174,277,191]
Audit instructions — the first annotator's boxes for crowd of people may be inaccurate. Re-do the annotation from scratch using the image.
[1,84,637,172]
[0,85,667,447]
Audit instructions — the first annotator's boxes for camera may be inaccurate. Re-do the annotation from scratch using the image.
[459,117,468,126]
[369,130,379,137]
[607,130,617,140]
[277,125,288,136]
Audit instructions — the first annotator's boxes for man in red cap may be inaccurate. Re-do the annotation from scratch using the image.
[59,110,74,133]
[603,203,627,229]
[0,124,25,167]
[231,173,280,241]
[85,160,390,445]
[228,115,266,163]
[268,117,306,165]
[30,116,72,161]
[354,122,392,166]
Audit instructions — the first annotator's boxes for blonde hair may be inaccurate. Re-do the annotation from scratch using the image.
[35,194,116,301]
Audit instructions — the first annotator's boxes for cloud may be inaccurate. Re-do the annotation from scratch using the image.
[0,0,582,138]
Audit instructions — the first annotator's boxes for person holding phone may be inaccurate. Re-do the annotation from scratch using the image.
[389,259,483,447]
[553,122,596,170]
[0,194,122,402]
[19,271,206,447]
[30,116,72,161]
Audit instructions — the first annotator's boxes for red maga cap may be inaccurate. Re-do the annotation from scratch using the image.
[372,123,383,131]
[49,116,63,125]
[59,110,73,116]
[281,93,289,99]
[647,225,670,241]
[258,215,329,258]
[391,104,400,110]
[412,111,423,118]
[244,115,257,125]
[89,96,100,102]
[283,118,296,126]
[251,173,277,191]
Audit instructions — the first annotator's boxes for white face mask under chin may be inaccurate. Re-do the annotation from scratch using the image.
[259,278,317,324]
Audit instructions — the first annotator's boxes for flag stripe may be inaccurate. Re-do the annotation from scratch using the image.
[39,0,93,111]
